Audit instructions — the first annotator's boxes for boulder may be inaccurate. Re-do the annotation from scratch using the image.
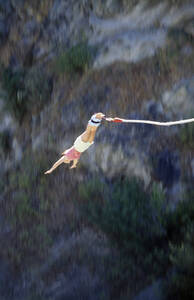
[0,19,8,41]
[191,159,194,178]
[133,279,164,300]
[154,149,180,188]
[0,0,12,16]
[162,81,194,116]
[0,260,14,299]
[12,137,23,162]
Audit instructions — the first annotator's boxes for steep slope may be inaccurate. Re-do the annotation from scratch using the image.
[0,1,194,299]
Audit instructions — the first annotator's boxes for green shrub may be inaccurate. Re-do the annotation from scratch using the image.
[78,177,193,297]
[1,66,52,120]
[179,122,194,148]
[166,225,194,300]
[121,0,139,9]
[26,293,46,300]
[14,192,38,223]
[55,42,94,75]
[79,177,169,286]
[2,67,27,120]
[0,174,6,194]
[163,190,194,299]
[24,67,52,110]
[151,182,166,210]
[153,25,194,78]
[166,192,194,244]
[5,152,52,267]
[0,129,12,153]
[7,188,51,265]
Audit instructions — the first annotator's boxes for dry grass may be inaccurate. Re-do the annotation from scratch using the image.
[123,0,194,9]
[69,55,187,116]
[147,0,194,8]
[64,25,194,123]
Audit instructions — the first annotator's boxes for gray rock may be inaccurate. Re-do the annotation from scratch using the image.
[185,22,194,37]
[161,5,194,27]
[0,0,12,16]
[168,182,186,209]
[154,149,181,188]
[45,265,109,300]
[89,2,194,68]
[10,0,24,10]
[23,19,39,37]
[89,4,168,68]
[12,137,23,162]
[91,0,121,17]
[49,0,69,22]
[45,0,92,49]
[32,131,46,152]
[0,114,15,132]
[0,97,4,111]
[162,80,194,116]
[0,19,8,40]
[93,143,151,187]
[133,279,164,300]
[26,228,110,300]
[16,20,40,62]
[143,100,164,119]
[0,260,15,299]
[191,159,194,178]
[187,77,194,94]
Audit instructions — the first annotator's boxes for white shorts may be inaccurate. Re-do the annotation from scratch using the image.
[74,136,94,153]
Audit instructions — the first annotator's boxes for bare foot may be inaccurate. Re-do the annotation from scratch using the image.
[70,165,77,169]
[44,170,52,174]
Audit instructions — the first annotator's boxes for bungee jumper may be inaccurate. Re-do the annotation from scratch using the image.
[44,113,194,173]
[44,112,105,173]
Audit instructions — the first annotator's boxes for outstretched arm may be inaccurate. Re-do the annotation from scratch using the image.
[81,113,105,143]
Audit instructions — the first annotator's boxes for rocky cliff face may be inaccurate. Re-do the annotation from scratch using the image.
[0,0,194,299]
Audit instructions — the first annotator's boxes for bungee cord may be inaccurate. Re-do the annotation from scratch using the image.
[104,117,194,126]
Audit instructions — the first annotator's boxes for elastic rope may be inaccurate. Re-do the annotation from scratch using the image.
[105,117,194,126]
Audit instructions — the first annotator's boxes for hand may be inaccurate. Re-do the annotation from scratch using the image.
[95,113,105,120]
[105,117,114,122]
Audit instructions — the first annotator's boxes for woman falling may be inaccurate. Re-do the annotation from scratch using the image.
[44,113,105,174]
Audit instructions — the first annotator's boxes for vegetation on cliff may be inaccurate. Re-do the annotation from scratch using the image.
[0,0,194,299]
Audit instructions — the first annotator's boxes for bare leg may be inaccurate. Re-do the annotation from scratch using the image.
[44,156,67,174]
[70,159,78,169]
